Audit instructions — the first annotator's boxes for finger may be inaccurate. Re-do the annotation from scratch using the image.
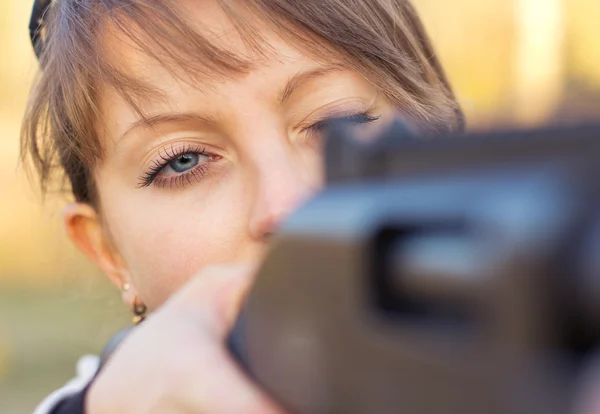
[169,263,260,337]
[178,344,288,414]
[573,353,600,414]
[161,265,288,414]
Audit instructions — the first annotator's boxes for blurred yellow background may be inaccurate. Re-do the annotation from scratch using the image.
[0,0,599,412]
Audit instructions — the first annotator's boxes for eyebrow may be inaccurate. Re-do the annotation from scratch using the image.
[279,65,345,104]
[121,65,345,140]
[120,112,214,141]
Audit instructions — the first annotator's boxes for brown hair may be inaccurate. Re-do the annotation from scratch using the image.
[21,0,464,205]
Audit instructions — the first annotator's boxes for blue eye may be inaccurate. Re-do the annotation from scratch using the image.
[168,153,199,173]
[137,145,216,189]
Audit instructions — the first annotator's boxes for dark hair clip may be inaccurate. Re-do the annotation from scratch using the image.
[29,0,52,60]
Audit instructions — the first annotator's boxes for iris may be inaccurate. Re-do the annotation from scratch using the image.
[169,153,199,173]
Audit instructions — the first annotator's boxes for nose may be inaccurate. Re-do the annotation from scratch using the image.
[248,149,316,241]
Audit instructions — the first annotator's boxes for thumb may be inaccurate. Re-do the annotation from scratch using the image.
[170,263,259,337]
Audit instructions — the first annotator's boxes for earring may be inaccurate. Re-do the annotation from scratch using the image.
[122,282,146,324]
[132,296,147,325]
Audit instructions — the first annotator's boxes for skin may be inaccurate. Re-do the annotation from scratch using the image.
[86,264,289,413]
[61,1,395,412]
[56,1,600,412]
[65,1,396,311]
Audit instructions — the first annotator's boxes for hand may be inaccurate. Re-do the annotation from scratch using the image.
[575,354,600,414]
[86,264,287,414]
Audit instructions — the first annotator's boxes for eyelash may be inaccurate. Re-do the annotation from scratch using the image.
[137,144,214,189]
[138,112,380,189]
[313,112,381,131]
[305,112,381,143]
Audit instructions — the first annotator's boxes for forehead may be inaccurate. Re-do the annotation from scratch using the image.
[97,0,340,124]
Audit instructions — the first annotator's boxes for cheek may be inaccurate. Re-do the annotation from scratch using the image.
[100,177,251,308]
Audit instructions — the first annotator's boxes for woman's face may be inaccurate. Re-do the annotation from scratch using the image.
[74,1,396,309]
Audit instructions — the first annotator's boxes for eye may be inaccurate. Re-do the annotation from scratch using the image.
[167,153,200,173]
[304,112,381,145]
[137,145,218,189]
[314,113,381,131]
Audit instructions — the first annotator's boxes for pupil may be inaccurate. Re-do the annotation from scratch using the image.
[170,153,199,173]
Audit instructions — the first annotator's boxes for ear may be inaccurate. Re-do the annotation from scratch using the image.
[63,202,134,302]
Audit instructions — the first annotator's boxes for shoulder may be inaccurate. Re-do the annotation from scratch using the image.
[32,355,99,414]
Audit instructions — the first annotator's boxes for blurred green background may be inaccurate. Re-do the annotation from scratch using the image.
[1,0,599,412]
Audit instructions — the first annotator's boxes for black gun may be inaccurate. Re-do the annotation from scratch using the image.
[229,122,600,414]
